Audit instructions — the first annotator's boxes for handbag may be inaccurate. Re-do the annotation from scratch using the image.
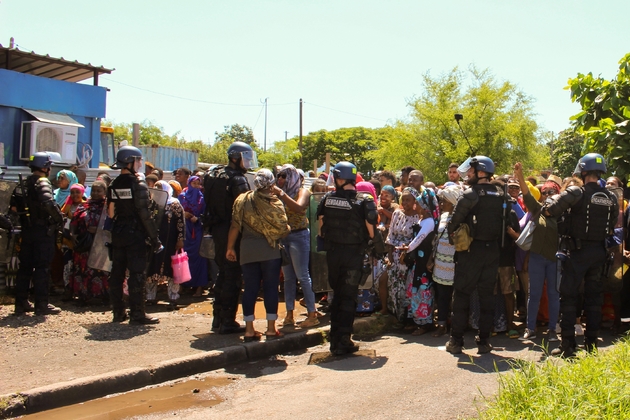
[199,235,216,259]
[171,249,192,284]
[452,223,473,252]
[515,209,542,251]
[280,245,291,266]
[73,231,94,253]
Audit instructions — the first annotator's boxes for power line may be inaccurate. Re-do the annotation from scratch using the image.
[306,102,389,122]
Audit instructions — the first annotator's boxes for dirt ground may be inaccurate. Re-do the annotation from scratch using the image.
[0,291,315,396]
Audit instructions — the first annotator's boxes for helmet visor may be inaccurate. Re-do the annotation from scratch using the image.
[240,150,258,170]
[457,157,472,179]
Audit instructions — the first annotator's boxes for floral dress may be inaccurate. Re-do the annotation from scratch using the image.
[69,198,109,303]
[406,217,436,326]
[385,209,419,321]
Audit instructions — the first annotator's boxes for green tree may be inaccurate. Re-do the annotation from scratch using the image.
[372,66,547,183]
[548,130,584,178]
[204,124,260,164]
[567,52,630,177]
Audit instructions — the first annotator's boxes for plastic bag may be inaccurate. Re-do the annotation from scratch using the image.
[171,249,192,284]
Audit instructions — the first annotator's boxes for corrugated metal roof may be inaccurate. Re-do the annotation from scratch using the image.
[0,45,113,84]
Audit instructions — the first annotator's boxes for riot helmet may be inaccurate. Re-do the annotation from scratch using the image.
[227,141,258,170]
[29,152,54,171]
[457,155,495,183]
[574,153,607,177]
[332,161,357,189]
[112,146,143,170]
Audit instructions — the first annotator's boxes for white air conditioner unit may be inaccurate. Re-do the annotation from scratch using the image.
[20,121,78,164]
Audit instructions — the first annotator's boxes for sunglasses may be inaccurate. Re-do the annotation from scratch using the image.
[541,190,556,196]
[278,173,287,179]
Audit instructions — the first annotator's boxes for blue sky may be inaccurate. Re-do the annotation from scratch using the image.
[1,0,628,149]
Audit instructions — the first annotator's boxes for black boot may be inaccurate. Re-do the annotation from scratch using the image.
[211,317,221,331]
[551,338,576,358]
[332,335,359,356]
[112,309,128,323]
[584,336,598,353]
[34,302,61,316]
[445,336,464,354]
[14,300,34,316]
[218,319,245,334]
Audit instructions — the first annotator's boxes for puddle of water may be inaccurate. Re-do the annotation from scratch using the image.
[23,377,234,420]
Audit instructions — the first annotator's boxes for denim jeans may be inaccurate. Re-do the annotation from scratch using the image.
[281,229,317,313]
[241,258,282,321]
[527,251,560,331]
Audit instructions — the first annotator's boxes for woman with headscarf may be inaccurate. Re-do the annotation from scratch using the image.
[59,183,86,299]
[69,181,110,305]
[178,176,208,297]
[227,169,291,342]
[429,185,463,336]
[54,170,79,206]
[272,164,319,328]
[169,180,183,198]
[400,188,439,335]
[385,187,420,326]
[146,181,186,309]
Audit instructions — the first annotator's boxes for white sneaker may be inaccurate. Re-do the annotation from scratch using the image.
[519,328,536,341]
[575,324,584,336]
[547,330,559,342]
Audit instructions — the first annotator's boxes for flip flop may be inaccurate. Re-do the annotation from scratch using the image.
[265,330,284,340]
[508,329,520,339]
[243,332,262,342]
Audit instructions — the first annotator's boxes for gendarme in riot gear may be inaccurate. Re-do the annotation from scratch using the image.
[317,161,380,355]
[544,153,618,357]
[10,152,64,316]
[203,141,256,334]
[107,146,160,325]
[446,155,507,355]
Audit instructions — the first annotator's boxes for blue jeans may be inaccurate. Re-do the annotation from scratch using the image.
[241,258,282,321]
[527,252,560,331]
[281,229,316,313]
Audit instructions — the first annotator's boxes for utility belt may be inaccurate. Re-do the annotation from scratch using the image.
[558,236,605,253]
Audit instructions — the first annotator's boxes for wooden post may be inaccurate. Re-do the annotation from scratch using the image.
[132,123,140,147]
[325,152,330,174]
[313,159,317,175]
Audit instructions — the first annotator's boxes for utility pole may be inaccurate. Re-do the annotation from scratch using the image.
[284,131,288,141]
[262,98,268,152]
[299,98,303,169]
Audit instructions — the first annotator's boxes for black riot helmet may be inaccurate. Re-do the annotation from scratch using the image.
[227,141,258,170]
[112,146,143,171]
[332,161,357,189]
[457,155,495,183]
[28,152,54,171]
[574,153,607,177]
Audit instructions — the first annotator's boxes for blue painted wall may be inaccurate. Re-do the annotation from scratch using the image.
[0,68,107,167]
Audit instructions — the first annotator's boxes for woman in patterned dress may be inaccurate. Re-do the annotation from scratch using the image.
[385,187,420,324]
[146,181,185,309]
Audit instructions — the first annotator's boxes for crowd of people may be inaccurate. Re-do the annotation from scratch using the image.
[7,144,629,358]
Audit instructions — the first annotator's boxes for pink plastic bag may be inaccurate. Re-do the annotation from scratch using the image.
[171,249,192,284]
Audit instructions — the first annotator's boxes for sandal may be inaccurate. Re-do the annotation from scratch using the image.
[411,326,428,336]
[432,325,447,337]
[265,330,284,340]
[508,329,520,339]
[243,332,262,342]
[282,316,295,326]
[299,317,320,328]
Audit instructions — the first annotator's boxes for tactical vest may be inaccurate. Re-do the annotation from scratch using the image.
[321,191,369,245]
[570,185,616,241]
[470,184,504,241]
[11,174,55,227]
[204,165,249,226]
[108,174,138,221]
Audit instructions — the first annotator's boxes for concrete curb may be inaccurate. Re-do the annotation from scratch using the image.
[0,315,392,418]
[0,329,325,417]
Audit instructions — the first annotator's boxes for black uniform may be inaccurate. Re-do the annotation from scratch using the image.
[11,173,63,312]
[317,189,378,346]
[545,183,618,350]
[107,173,158,321]
[204,165,250,331]
[447,183,505,346]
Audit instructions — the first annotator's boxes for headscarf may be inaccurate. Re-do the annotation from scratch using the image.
[381,185,397,198]
[61,184,86,216]
[54,169,79,205]
[402,186,420,199]
[179,176,204,214]
[318,172,328,181]
[168,180,182,197]
[254,169,275,190]
[356,181,377,200]
[542,180,560,195]
[417,188,440,230]
[278,164,301,198]
[233,188,290,248]
[438,185,463,206]
[155,180,176,205]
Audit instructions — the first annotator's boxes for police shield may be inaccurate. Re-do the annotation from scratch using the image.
[0,180,18,264]
[88,188,169,272]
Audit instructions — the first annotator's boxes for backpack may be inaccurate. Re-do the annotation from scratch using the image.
[203,165,231,227]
